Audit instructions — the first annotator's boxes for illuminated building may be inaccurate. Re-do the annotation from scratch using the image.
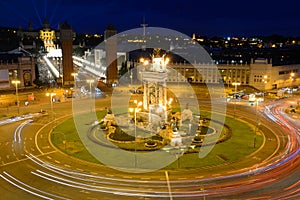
[0,47,36,88]
[60,22,74,86]
[39,18,57,52]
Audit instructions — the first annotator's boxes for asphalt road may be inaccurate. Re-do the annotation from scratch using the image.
[0,91,299,199]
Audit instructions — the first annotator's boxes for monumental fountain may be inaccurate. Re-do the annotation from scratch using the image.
[94,49,230,153]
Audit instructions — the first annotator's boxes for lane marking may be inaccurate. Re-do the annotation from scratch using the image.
[165,171,173,200]
[0,151,56,167]
[1,171,70,200]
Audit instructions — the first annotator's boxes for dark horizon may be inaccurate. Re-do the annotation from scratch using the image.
[0,0,300,38]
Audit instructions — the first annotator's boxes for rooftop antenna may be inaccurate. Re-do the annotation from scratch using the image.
[140,16,148,36]
[140,17,148,50]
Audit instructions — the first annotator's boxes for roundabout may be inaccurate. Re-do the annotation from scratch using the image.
[55,109,243,168]
[0,92,299,199]
[0,37,298,199]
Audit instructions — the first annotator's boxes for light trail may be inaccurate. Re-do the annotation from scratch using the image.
[13,120,33,143]
[0,171,69,200]
[3,98,298,199]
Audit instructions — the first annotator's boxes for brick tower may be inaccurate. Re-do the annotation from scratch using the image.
[104,24,118,86]
[60,22,74,86]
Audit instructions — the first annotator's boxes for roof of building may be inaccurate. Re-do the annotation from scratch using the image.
[106,23,116,31]
[60,21,72,30]
[0,47,32,57]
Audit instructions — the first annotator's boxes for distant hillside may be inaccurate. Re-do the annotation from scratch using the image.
[0,26,19,51]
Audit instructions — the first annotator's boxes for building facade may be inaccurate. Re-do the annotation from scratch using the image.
[0,48,36,89]
[160,58,300,90]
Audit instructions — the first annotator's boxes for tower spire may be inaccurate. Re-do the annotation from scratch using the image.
[140,16,148,36]
[140,17,148,50]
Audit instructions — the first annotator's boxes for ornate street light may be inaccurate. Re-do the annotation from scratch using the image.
[12,80,20,115]
[86,79,94,112]
[232,82,241,119]
[232,82,241,93]
[46,92,56,128]
[71,72,78,88]
[290,72,295,88]
[129,100,143,168]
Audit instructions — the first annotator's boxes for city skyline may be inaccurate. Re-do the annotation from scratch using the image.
[0,0,300,37]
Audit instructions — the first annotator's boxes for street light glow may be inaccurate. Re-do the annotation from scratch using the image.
[46,92,56,97]
[143,60,149,65]
[129,100,143,168]
[12,80,20,85]
[232,82,241,93]
[12,80,21,114]
[46,92,56,128]
[86,79,94,84]
[232,82,241,86]
[71,72,78,77]
[86,79,95,112]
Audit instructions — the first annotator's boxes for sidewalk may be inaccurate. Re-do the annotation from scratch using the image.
[0,87,71,119]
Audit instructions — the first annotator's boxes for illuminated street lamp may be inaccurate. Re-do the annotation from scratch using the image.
[232,82,241,119]
[129,100,143,168]
[12,80,20,115]
[86,79,94,96]
[232,82,241,93]
[290,72,295,88]
[46,92,56,128]
[254,97,263,148]
[86,79,94,112]
[288,72,295,95]
[263,75,268,100]
[71,72,78,88]
[130,70,133,86]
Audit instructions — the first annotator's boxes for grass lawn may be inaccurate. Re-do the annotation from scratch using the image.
[51,109,263,169]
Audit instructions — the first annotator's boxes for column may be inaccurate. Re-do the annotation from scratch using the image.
[143,81,148,110]
[226,65,229,85]
[156,83,159,105]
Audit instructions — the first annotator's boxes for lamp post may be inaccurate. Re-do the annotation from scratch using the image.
[290,72,295,94]
[46,92,56,128]
[262,75,268,101]
[232,82,240,93]
[12,80,20,115]
[130,70,133,86]
[254,97,263,148]
[129,100,143,168]
[232,82,241,118]
[71,72,78,88]
[86,79,94,112]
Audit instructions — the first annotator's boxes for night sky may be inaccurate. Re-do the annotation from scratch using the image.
[1,0,300,37]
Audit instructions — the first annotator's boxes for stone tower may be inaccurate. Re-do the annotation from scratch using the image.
[60,22,74,86]
[104,24,118,86]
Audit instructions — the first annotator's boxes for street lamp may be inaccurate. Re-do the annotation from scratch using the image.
[232,82,241,119]
[71,72,78,88]
[12,80,20,115]
[232,82,241,93]
[130,70,133,86]
[86,79,94,112]
[290,72,295,89]
[262,75,268,100]
[129,100,143,168]
[254,97,263,148]
[46,92,56,128]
